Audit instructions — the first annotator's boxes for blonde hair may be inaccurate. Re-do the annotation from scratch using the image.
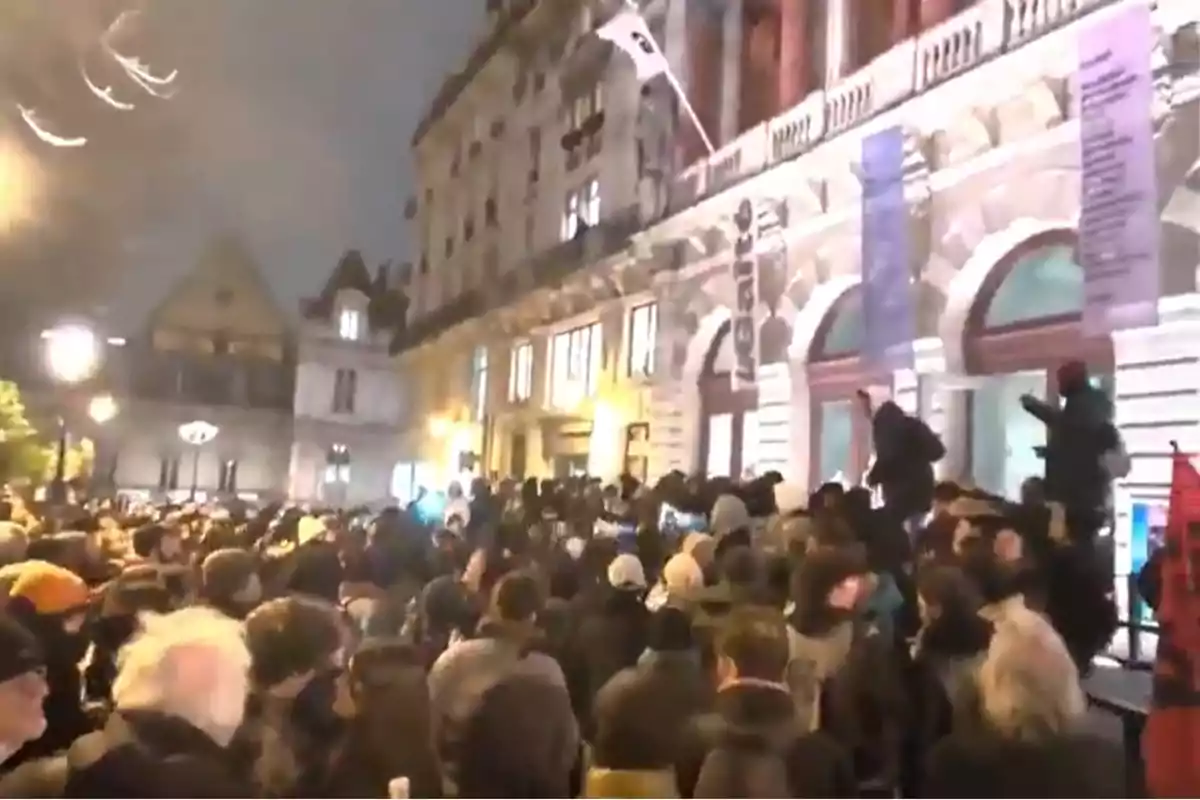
[112,606,251,745]
[977,606,1085,741]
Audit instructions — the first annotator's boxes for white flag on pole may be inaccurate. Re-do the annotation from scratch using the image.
[597,7,669,82]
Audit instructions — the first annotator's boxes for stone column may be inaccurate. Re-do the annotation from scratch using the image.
[920,0,958,29]
[720,0,743,144]
[891,0,914,43]
[682,1,719,164]
[663,0,688,85]
[825,0,851,85]
[778,0,807,109]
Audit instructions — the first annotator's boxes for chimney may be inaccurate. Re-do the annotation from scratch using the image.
[374,261,392,291]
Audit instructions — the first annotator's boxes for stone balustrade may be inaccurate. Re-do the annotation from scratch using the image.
[663,0,1132,219]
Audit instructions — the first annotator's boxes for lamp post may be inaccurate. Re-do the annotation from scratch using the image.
[87,394,119,495]
[178,420,218,501]
[42,323,101,504]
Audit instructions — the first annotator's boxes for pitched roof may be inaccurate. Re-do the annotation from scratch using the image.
[301,249,408,332]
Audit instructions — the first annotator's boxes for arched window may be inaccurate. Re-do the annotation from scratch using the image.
[964,234,1113,497]
[983,244,1083,328]
[807,288,872,486]
[697,319,759,478]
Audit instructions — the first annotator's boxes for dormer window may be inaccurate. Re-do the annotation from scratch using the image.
[338,308,361,341]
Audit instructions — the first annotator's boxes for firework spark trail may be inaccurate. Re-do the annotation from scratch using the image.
[17,104,86,147]
[14,4,179,146]
[80,62,136,111]
[103,9,178,100]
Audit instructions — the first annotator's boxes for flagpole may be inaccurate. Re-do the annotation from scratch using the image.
[620,0,715,156]
[661,67,715,155]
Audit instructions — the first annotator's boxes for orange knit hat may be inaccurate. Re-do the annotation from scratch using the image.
[6,560,90,617]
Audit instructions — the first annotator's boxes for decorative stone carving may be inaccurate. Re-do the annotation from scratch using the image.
[701,226,729,257]
[931,109,995,171]
[825,166,861,209]
[993,79,1064,143]
[914,278,949,339]
[785,274,812,316]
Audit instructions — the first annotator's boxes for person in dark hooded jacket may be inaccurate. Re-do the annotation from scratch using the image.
[586,606,711,798]
[675,606,854,798]
[1019,359,1117,544]
[199,549,262,621]
[862,391,945,525]
[905,564,993,795]
[563,553,651,742]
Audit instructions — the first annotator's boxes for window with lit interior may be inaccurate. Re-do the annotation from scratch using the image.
[509,343,533,402]
[627,302,657,378]
[324,444,351,484]
[472,347,489,421]
[338,308,361,341]
[549,322,602,409]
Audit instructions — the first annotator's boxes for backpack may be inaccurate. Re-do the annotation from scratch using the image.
[910,417,946,464]
[1102,430,1132,479]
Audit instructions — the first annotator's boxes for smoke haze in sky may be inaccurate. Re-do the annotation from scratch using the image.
[101,0,481,326]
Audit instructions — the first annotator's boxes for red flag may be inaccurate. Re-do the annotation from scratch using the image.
[1159,448,1200,627]
[1145,446,1200,797]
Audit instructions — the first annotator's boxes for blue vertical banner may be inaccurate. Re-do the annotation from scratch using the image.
[1078,2,1160,335]
[861,125,914,374]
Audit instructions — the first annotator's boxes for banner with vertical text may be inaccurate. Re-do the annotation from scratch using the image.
[1078,1,1160,335]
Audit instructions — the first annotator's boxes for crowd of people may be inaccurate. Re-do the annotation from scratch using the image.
[0,360,1153,797]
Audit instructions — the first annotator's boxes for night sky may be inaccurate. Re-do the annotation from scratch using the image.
[102,0,481,324]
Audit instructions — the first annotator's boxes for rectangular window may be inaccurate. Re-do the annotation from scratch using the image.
[706,414,733,478]
[472,346,489,421]
[508,342,534,402]
[741,411,761,478]
[158,455,179,490]
[562,189,581,240]
[572,95,588,130]
[627,302,658,378]
[338,308,361,340]
[550,322,602,409]
[218,459,239,493]
[324,444,351,484]
[332,368,357,414]
[561,178,601,241]
[529,127,541,170]
[584,178,601,225]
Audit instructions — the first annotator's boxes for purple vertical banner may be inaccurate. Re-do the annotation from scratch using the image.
[861,125,914,374]
[1078,2,1160,335]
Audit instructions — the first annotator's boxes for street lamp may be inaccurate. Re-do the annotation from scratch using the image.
[87,394,118,497]
[43,324,101,385]
[88,394,118,424]
[428,415,451,438]
[43,323,102,504]
[178,420,218,501]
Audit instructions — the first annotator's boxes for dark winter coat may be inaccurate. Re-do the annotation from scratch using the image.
[674,681,855,798]
[591,650,713,771]
[924,729,1125,797]
[0,710,251,798]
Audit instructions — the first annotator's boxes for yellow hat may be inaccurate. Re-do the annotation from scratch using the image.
[7,560,90,616]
